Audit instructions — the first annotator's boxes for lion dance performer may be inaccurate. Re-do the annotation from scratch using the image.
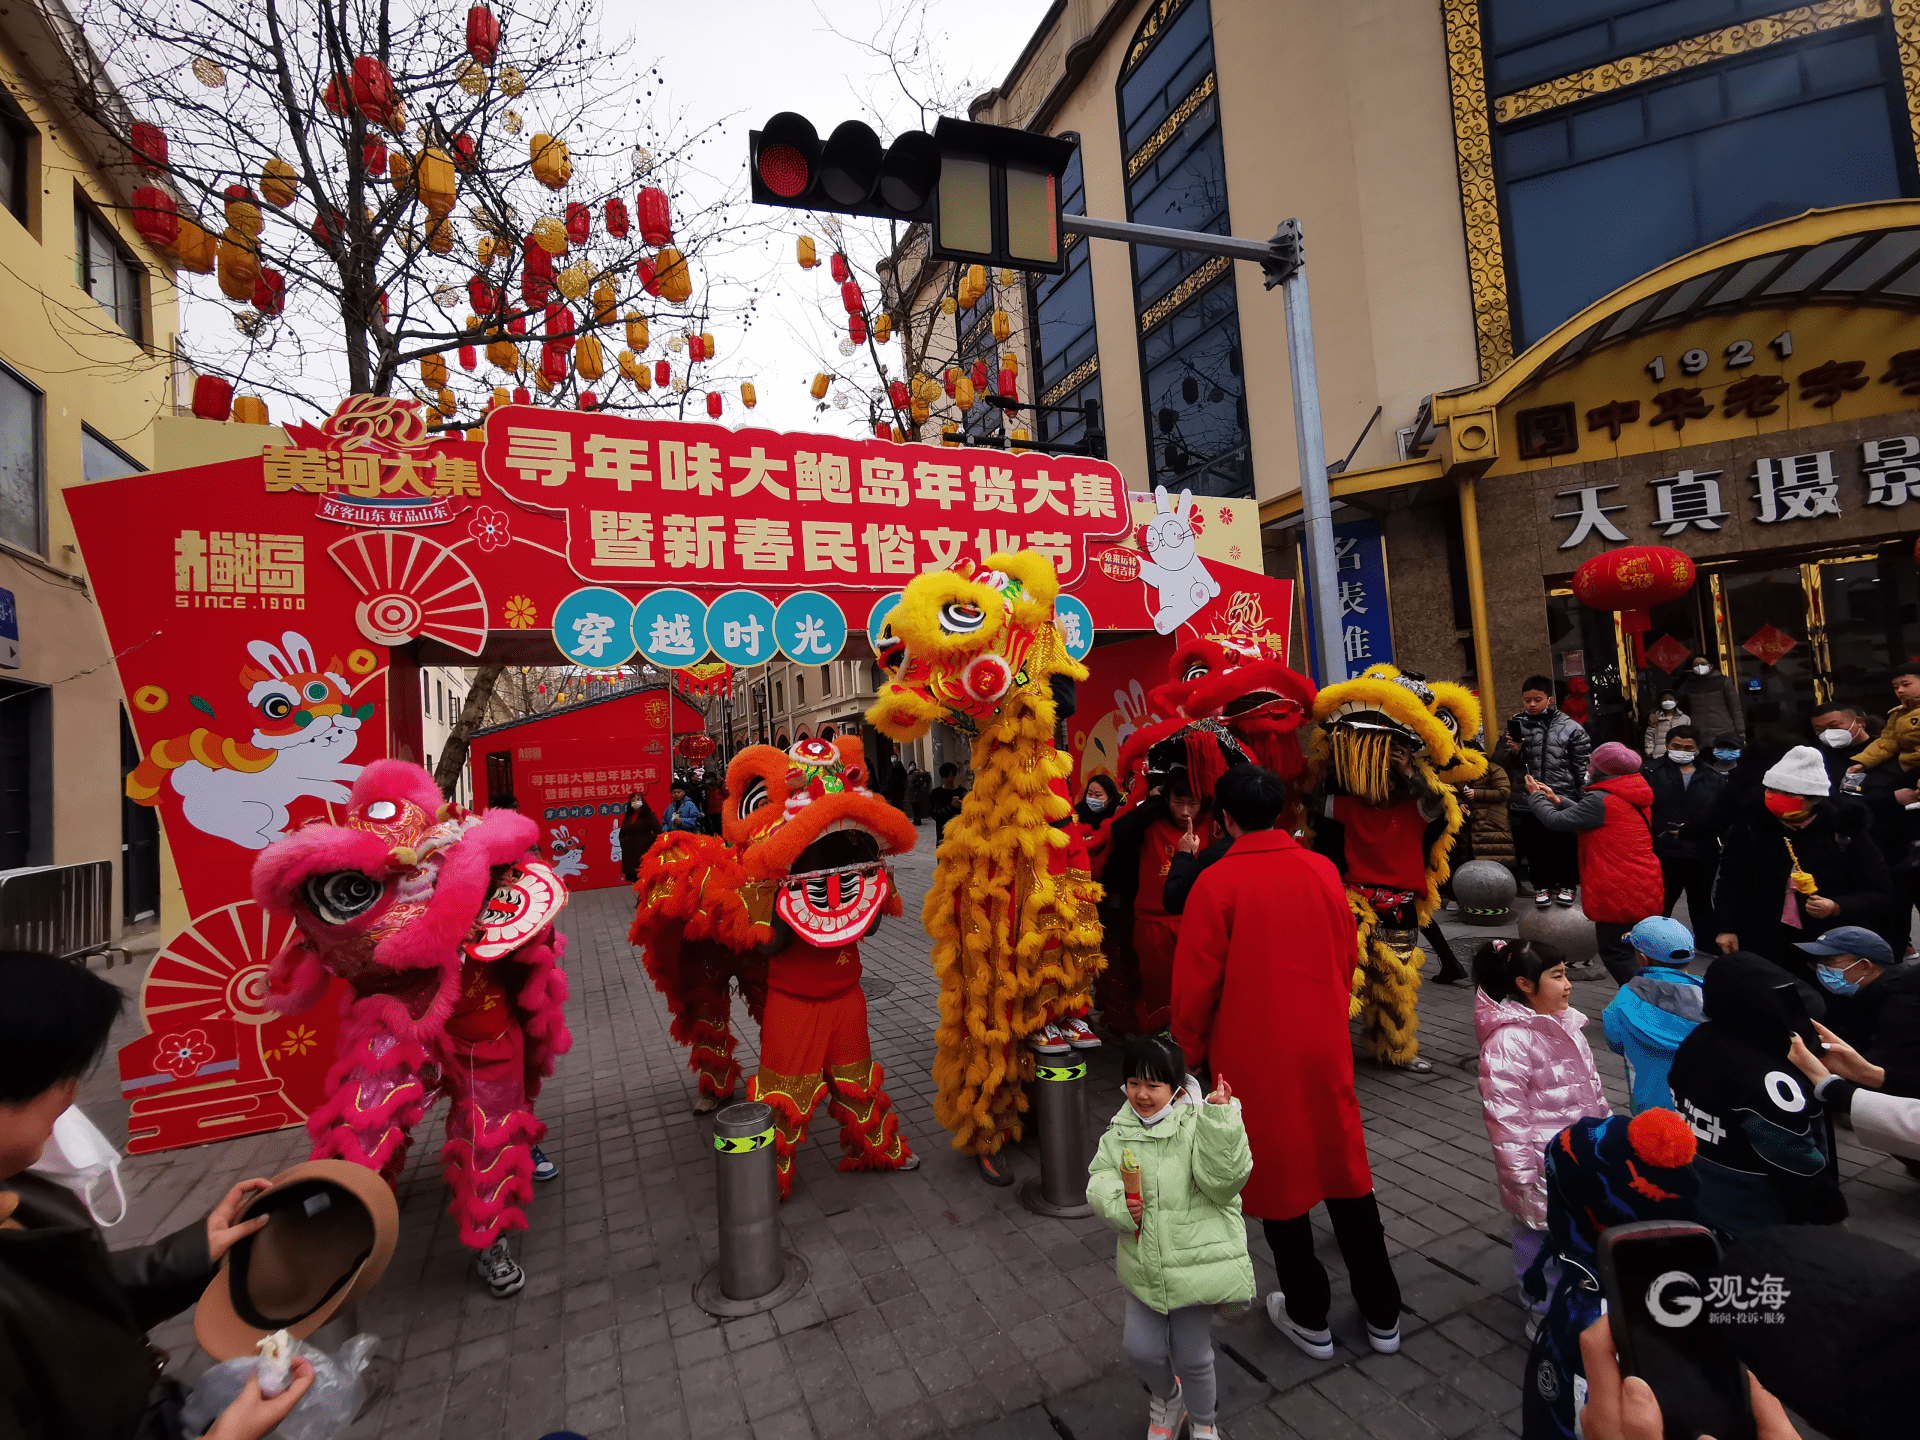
[631,735,919,1198]
[867,552,1105,1185]
[1305,665,1485,1071]
[252,760,571,1299]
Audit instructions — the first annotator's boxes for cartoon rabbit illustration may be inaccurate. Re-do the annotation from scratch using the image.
[549,825,587,879]
[1137,485,1220,635]
[124,632,369,850]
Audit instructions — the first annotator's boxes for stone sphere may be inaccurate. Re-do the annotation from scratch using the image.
[1452,860,1517,926]
[1517,897,1599,965]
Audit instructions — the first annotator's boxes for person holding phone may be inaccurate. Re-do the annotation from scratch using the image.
[1793,924,1920,1098]
[1505,677,1591,909]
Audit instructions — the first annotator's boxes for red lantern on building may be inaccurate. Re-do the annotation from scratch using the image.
[1572,545,1697,664]
[465,5,501,64]
[191,374,233,420]
[998,367,1016,398]
[130,122,168,173]
[654,358,671,388]
[130,187,178,248]
[565,202,591,245]
[636,187,672,247]
[604,197,629,239]
[706,391,722,420]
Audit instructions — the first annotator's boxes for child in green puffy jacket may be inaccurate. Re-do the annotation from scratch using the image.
[1088,1034,1255,1440]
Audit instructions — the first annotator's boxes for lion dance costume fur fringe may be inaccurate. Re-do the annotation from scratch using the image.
[252,760,572,1251]
[1305,665,1485,1065]
[629,735,918,1198]
[866,552,1105,1157]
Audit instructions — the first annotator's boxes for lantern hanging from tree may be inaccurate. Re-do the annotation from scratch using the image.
[425,216,455,254]
[557,263,590,300]
[260,158,297,208]
[452,134,477,172]
[706,391,722,420]
[541,342,570,385]
[130,121,168,172]
[251,268,285,315]
[654,358,671,388]
[625,311,648,351]
[992,310,1011,342]
[513,386,530,404]
[530,134,571,189]
[417,148,456,217]
[530,216,567,256]
[466,5,501,64]
[810,373,830,401]
[849,314,866,345]
[350,57,401,130]
[741,382,756,409]
[636,256,658,295]
[362,137,388,177]
[592,285,616,326]
[956,375,975,411]
[130,187,178,248]
[387,150,410,187]
[575,334,605,382]
[216,230,257,301]
[874,422,889,440]
[191,374,232,420]
[830,252,849,284]
[637,187,672,246]
[998,368,1016,398]
[421,353,449,387]
[579,392,598,412]
[565,201,591,245]
[1572,545,1697,665]
[487,336,517,370]
[971,360,989,392]
[173,217,216,273]
[233,396,269,425]
[796,235,816,269]
[840,280,862,314]
[458,345,477,371]
[604,198,628,238]
[888,381,908,410]
[223,186,262,238]
[476,236,496,268]
[873,314,891,343]
[701,332,716,361]
[654,248,691,303]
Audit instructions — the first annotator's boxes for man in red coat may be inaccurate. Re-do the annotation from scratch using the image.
[1172,765,1404,1361]
[1523,740,1663,985]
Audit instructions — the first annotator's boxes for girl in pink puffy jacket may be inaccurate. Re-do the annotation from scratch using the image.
[1472,939,1612,1330]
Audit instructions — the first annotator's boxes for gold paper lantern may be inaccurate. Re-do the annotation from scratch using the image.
[810,373,830,400]
[260,158,298,208]
[216,229,257,300]
[456,59,488,96]
[955,376,975,410]
[909,397,930,423]
[476,235,496,267]
[797,235,816,268]
[939,295,956,315]
[529,133,571,190]
[499,66,526,97]
[531,216,567,255]
[1010,426,1031,452]
[557,263,590,300]
[191,55,226,87]
[487,337,518,369]
[625,311,648,351]
[387,149,410,186]
[172,217,217,273]
[1001,351,1018,375]
[532,366,553,394]
[434,388,455,418]
[873,314,891,343]
[224,194,262,238]
[998,268,1016,286]
[741,382,756,409]
[700,332,716,361]
[232,395,269,424]
[425,215,455,254]
[992,310,1010,342]
[421,353,448,387]
[417,146,456,217]
[618,349,644,384]
[504,109,523,136]
[654,247,692,304]
[575,334,605,382]
[593,284,616,325]
[941,423,960,446]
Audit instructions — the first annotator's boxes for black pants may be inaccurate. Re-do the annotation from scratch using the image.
[1262,1193,1401,1332]
[1515,811,1579,891]
[1595,921,1637,985]
[1422,922,1463,979]
[1660,855,1717,938]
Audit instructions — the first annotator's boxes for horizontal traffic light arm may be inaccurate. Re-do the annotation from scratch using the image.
[1071,214,1302,288]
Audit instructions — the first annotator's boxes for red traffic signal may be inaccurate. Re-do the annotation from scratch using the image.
[749,113,937,224]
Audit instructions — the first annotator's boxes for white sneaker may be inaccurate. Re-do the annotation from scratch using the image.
[1030,1023,1072,1054]
[1265,1291,1333,1360]
[1524,1314,1541,1344]
[1366,1320,1401,1354]
[1190,1425,1221,1440]
[1146,1379,1187,1440]
[474,1239,524,1299]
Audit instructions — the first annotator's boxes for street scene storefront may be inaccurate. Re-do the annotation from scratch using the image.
[1324,200,1920,746]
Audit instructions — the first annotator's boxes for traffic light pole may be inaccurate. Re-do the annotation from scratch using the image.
[1070,213,1345,686]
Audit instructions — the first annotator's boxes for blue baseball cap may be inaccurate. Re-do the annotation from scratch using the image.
[1627,916,1695,966]
[1794,925,1895,967]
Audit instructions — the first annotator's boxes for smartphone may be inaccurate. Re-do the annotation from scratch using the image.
[1772,980,1823,1054]
[1595,1221,1756,1440]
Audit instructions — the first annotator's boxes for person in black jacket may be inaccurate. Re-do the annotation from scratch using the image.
[1713,746,1904,982]
[1796,925,1920,1098]
[0,952,313,1440]
[1502,676,1591,907]
[1643,725,1725,936]
[928,762,963,847]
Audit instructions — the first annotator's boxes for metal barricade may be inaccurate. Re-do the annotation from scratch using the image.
[692,1101,810,1317]
[0,861,123,963]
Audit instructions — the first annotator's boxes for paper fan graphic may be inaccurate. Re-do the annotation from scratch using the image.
[141,901,302,1032]
[329,529,488,654]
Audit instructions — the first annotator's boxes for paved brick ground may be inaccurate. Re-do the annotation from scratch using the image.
[78,832,1920,1440]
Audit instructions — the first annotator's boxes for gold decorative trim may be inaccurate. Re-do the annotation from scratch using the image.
[1127,72,1217,179]
[1138,253,1230,334]
[1442,0,1513,379]
[1042,355,1099,408]
[1896,0,1920,170]
[1494,0,1883,122]
[1124,0,1192,78]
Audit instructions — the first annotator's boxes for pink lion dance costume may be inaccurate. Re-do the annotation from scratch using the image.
[252,760,571,1295]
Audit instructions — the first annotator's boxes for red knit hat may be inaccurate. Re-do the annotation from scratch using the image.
[1590,741,1642,776]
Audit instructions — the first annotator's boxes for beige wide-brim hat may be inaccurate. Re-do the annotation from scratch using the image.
[194,1159,399,1360]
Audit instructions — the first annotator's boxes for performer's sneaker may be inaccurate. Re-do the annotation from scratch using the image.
[1534,889,1552,908]
[1266,1292,1334,1360]
[1146,1379,1187,1440]
[1555,887,1576,907]
[693,1089,734,1115]
[1366,1319,1402,1354]
[475,1240,525,1299]
[1190,1425,1223,1440]
[530,1145,558,1182]
[1030,1023,1072,1054]
[977,1152,1015,1187]
[1061,1016,1101,1049]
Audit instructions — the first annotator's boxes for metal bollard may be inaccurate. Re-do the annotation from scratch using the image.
[1019,1054,1095,1218]
[693,1101,811,1317]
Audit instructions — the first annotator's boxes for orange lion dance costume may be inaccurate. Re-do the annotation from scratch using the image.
[630,735,918,1198]
[866,552,1105,1179]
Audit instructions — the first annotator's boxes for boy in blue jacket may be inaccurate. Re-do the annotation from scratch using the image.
[1600,915,1703,1113]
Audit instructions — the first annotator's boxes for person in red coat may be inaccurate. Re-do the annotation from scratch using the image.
[1172,765,1405,1361]
[1523,740,1664,985]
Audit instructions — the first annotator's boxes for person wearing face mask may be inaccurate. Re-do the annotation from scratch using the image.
[1711,746,1903,982]
[1811,703,1873,792]
[1793,924,1920,1099]
[1674,653,1743,747]
[1642,689,1690,759]
[1643,725,1724,937]
[1709,732,1743,772]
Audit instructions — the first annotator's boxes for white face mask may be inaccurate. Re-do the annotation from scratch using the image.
[1820,728,1855,748]
[1660,699,1677,711]
[1693,664,1711,675]
[1668,748,1697,765]
[1084,794,1108,812]
[27,1105,127,1226]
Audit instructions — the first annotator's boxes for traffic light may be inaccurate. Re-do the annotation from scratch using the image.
[748,114,1076,275]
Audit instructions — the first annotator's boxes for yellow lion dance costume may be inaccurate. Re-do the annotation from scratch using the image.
[1306,665,1485,1068]
[866,553,1104,1178]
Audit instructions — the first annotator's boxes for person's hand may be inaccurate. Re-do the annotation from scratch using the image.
[201,1359,316,1440]
[1897,788,1920,806]
[206,1179,272,1263]
[1805,895,1839,918]
[1504,736,1521,755]
[1125,1192,1143,1225]
[1812,1021,1886,1088]
[1578,1315,1799,1440]
[1176,828,1201,855]
[1207,1073,1232,1106]
[1787,1033,1830,1085]
[1524,774,1541,795]
[1717,933,1740,954]
[1847,765,1865,774]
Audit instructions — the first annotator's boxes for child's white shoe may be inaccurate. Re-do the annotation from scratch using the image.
[1190,1425,1221,1440]
[1265,1291,1334,1359]
[1146,1379,1186,1440]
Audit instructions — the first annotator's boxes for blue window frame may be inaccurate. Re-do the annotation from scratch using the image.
[1485,0,1807,93]
[1119,0,1252,499]
[1492,18,1917,348]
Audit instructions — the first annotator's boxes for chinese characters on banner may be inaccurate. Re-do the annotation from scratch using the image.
[1299,518,1393,682]
[1555,435,1919,549]
[481,407,1132,591]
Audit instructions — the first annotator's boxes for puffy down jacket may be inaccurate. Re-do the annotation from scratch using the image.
[1507,707,1592,800]
[1525,773,1662,924]
[1475,990,1612,1228]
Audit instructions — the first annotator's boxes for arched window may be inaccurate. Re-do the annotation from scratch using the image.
[1119,0,1251,498]
[1029,139,1101,448]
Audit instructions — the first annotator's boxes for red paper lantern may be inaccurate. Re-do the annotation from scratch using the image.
[1572,545,1697,664]
[362,137,388,176]
[943,367,957,398]
[130,187,178,248]
[541,342,569,384]
[888,380,908,410]
[452,134,477,172]
[467,277,500,314]
[849,314,867,345]
[998,368,1016,398]
[322,74,350,117]
[972,360,989,391]
[565,202,591,245]
[875,422,889,440]
[465,5,501,64]
[191,374,233,420]
[508,315,527,336]
[311,208,346,251]
[513,386,531,404]
[604,198,629,238]
[636,257,659,296]
[458,345,477,371]
[654,358,671,387]
[579,392,598,412]
[544,302,571,337]
[840,280,862,314]
[830,251,849,284]
[706,391,722,420]
[130,121,168,172]
[350,56,400,129]
[636,187,672,247]
[251,268,285,315]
